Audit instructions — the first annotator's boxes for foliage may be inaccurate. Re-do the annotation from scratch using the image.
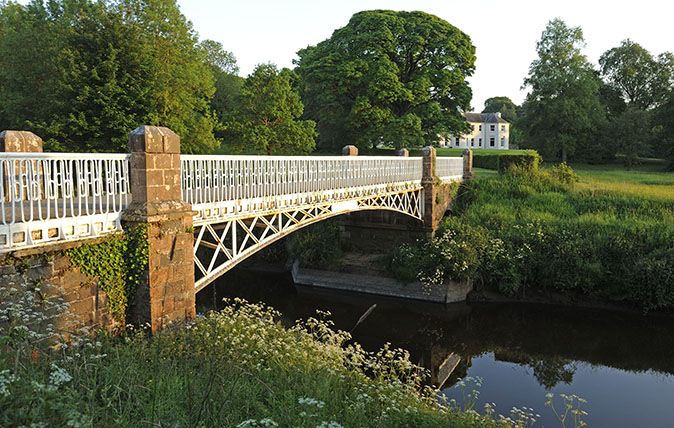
[397,164,674,311]
[296,10,475,151]
[199,38,244,135]
[520,19,607,162]
[286,221,342,268]
[601,108,657,166]
[0,0,218,153]
[482,96,519,123]
[0,272,70,365]
[65,225,148,321]
[199,39,239,75]
[548,162,579,185]
[654,91,674,168]
[450,150,540,171]
[545,393,589,428]
[482,96,522,147]
[599,39,674,110]
[223,63,316,155]
[0,299,502,428]
[496,152,542,173]
[391,218,485,286]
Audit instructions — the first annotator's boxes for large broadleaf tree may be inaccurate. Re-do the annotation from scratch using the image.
[295,10,475,151]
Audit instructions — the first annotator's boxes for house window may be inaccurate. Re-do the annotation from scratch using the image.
[490,137,495,147]
[501,125,506,132]
[455,137,460,147]
[479,124,482,131]
[478,138,482,147]
[471,138,475,147]
[500,137,505,147]
[490,124,495,132]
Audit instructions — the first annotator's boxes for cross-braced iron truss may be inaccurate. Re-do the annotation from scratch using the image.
[193,187,423,291]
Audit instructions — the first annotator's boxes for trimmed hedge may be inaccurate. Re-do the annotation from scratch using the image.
[466,150,541,172]
[496,151,542,172]
[354,147,543,173]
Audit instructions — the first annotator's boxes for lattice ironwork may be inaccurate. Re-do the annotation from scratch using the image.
[193,187,423,291]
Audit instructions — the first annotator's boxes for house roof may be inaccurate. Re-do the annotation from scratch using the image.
[463,112,509,124]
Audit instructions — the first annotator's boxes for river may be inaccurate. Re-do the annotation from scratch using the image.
[198,269,674,428]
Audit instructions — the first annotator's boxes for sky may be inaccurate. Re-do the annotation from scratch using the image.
[177,0,674,111]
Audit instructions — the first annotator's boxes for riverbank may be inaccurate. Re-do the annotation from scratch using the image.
[392,162,674,312]
[204,269,674,427]
[1,296,508,428]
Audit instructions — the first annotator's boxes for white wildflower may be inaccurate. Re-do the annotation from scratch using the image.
[0,369,17,397]
[48,363,72,387]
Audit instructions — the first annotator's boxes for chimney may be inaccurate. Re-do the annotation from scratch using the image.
[496,112,502,118]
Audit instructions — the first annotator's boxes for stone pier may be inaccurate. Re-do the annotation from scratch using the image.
[122,126,195,331]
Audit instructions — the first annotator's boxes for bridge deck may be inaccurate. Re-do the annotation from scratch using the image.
[0,153,464,256]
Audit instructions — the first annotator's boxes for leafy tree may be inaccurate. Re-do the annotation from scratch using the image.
[0,0,218,153]
[199,39,244,133]
[223,63,316,155]
[482,96,519,123]
[603,109,655,167]
[655,91,674,168]
[199,39,238,74]
[520,18,606,162]
[599,39,674,110]
[597,75,628,119]
[295,10,475,151]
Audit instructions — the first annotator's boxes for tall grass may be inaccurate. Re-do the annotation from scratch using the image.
[395,164,674,311]
[1,296,507,428]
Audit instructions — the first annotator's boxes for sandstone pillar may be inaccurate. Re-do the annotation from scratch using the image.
[342,145,358,156]
[0,130,43,152]
[421,146,438,232]
[463,148,474,180]
[122,126,195,331]
[395,148,409,157]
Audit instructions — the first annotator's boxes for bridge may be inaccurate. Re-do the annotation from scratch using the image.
[0,126,472,330]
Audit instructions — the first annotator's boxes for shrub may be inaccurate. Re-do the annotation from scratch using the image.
[466,149,541,172]
[286,221,342,268]
[390,218,486,287]
[497,151,542,172]
[548,162,580,184]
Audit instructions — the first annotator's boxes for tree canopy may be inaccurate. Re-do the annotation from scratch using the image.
[655,91,674,168]
[199,39,244,133]
[0,0,218,153]
[520,18,606,161]
[222,64,316,155]
[295,10,475,151]
[482,96,519,123]
[599,39,674,110]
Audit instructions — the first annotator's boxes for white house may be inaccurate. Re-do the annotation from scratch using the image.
[440,112,510,150]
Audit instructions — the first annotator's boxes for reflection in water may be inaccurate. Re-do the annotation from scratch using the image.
[198,269,674,428]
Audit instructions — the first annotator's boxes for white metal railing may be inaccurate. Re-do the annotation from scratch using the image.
[181,155,424,222]
[0,151,465,250]
[436,156,464,181]
[0,153,131,250]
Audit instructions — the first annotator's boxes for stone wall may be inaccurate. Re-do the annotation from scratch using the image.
[0,237,119,335]
[339,210,423,251]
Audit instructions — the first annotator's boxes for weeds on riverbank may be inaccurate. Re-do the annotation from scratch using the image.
[1,297,509,427]
[393,164,674,311]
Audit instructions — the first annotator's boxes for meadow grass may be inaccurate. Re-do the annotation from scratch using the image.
[570,163,674,201]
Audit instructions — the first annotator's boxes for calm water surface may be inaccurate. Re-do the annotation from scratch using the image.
[198,269,674,428]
